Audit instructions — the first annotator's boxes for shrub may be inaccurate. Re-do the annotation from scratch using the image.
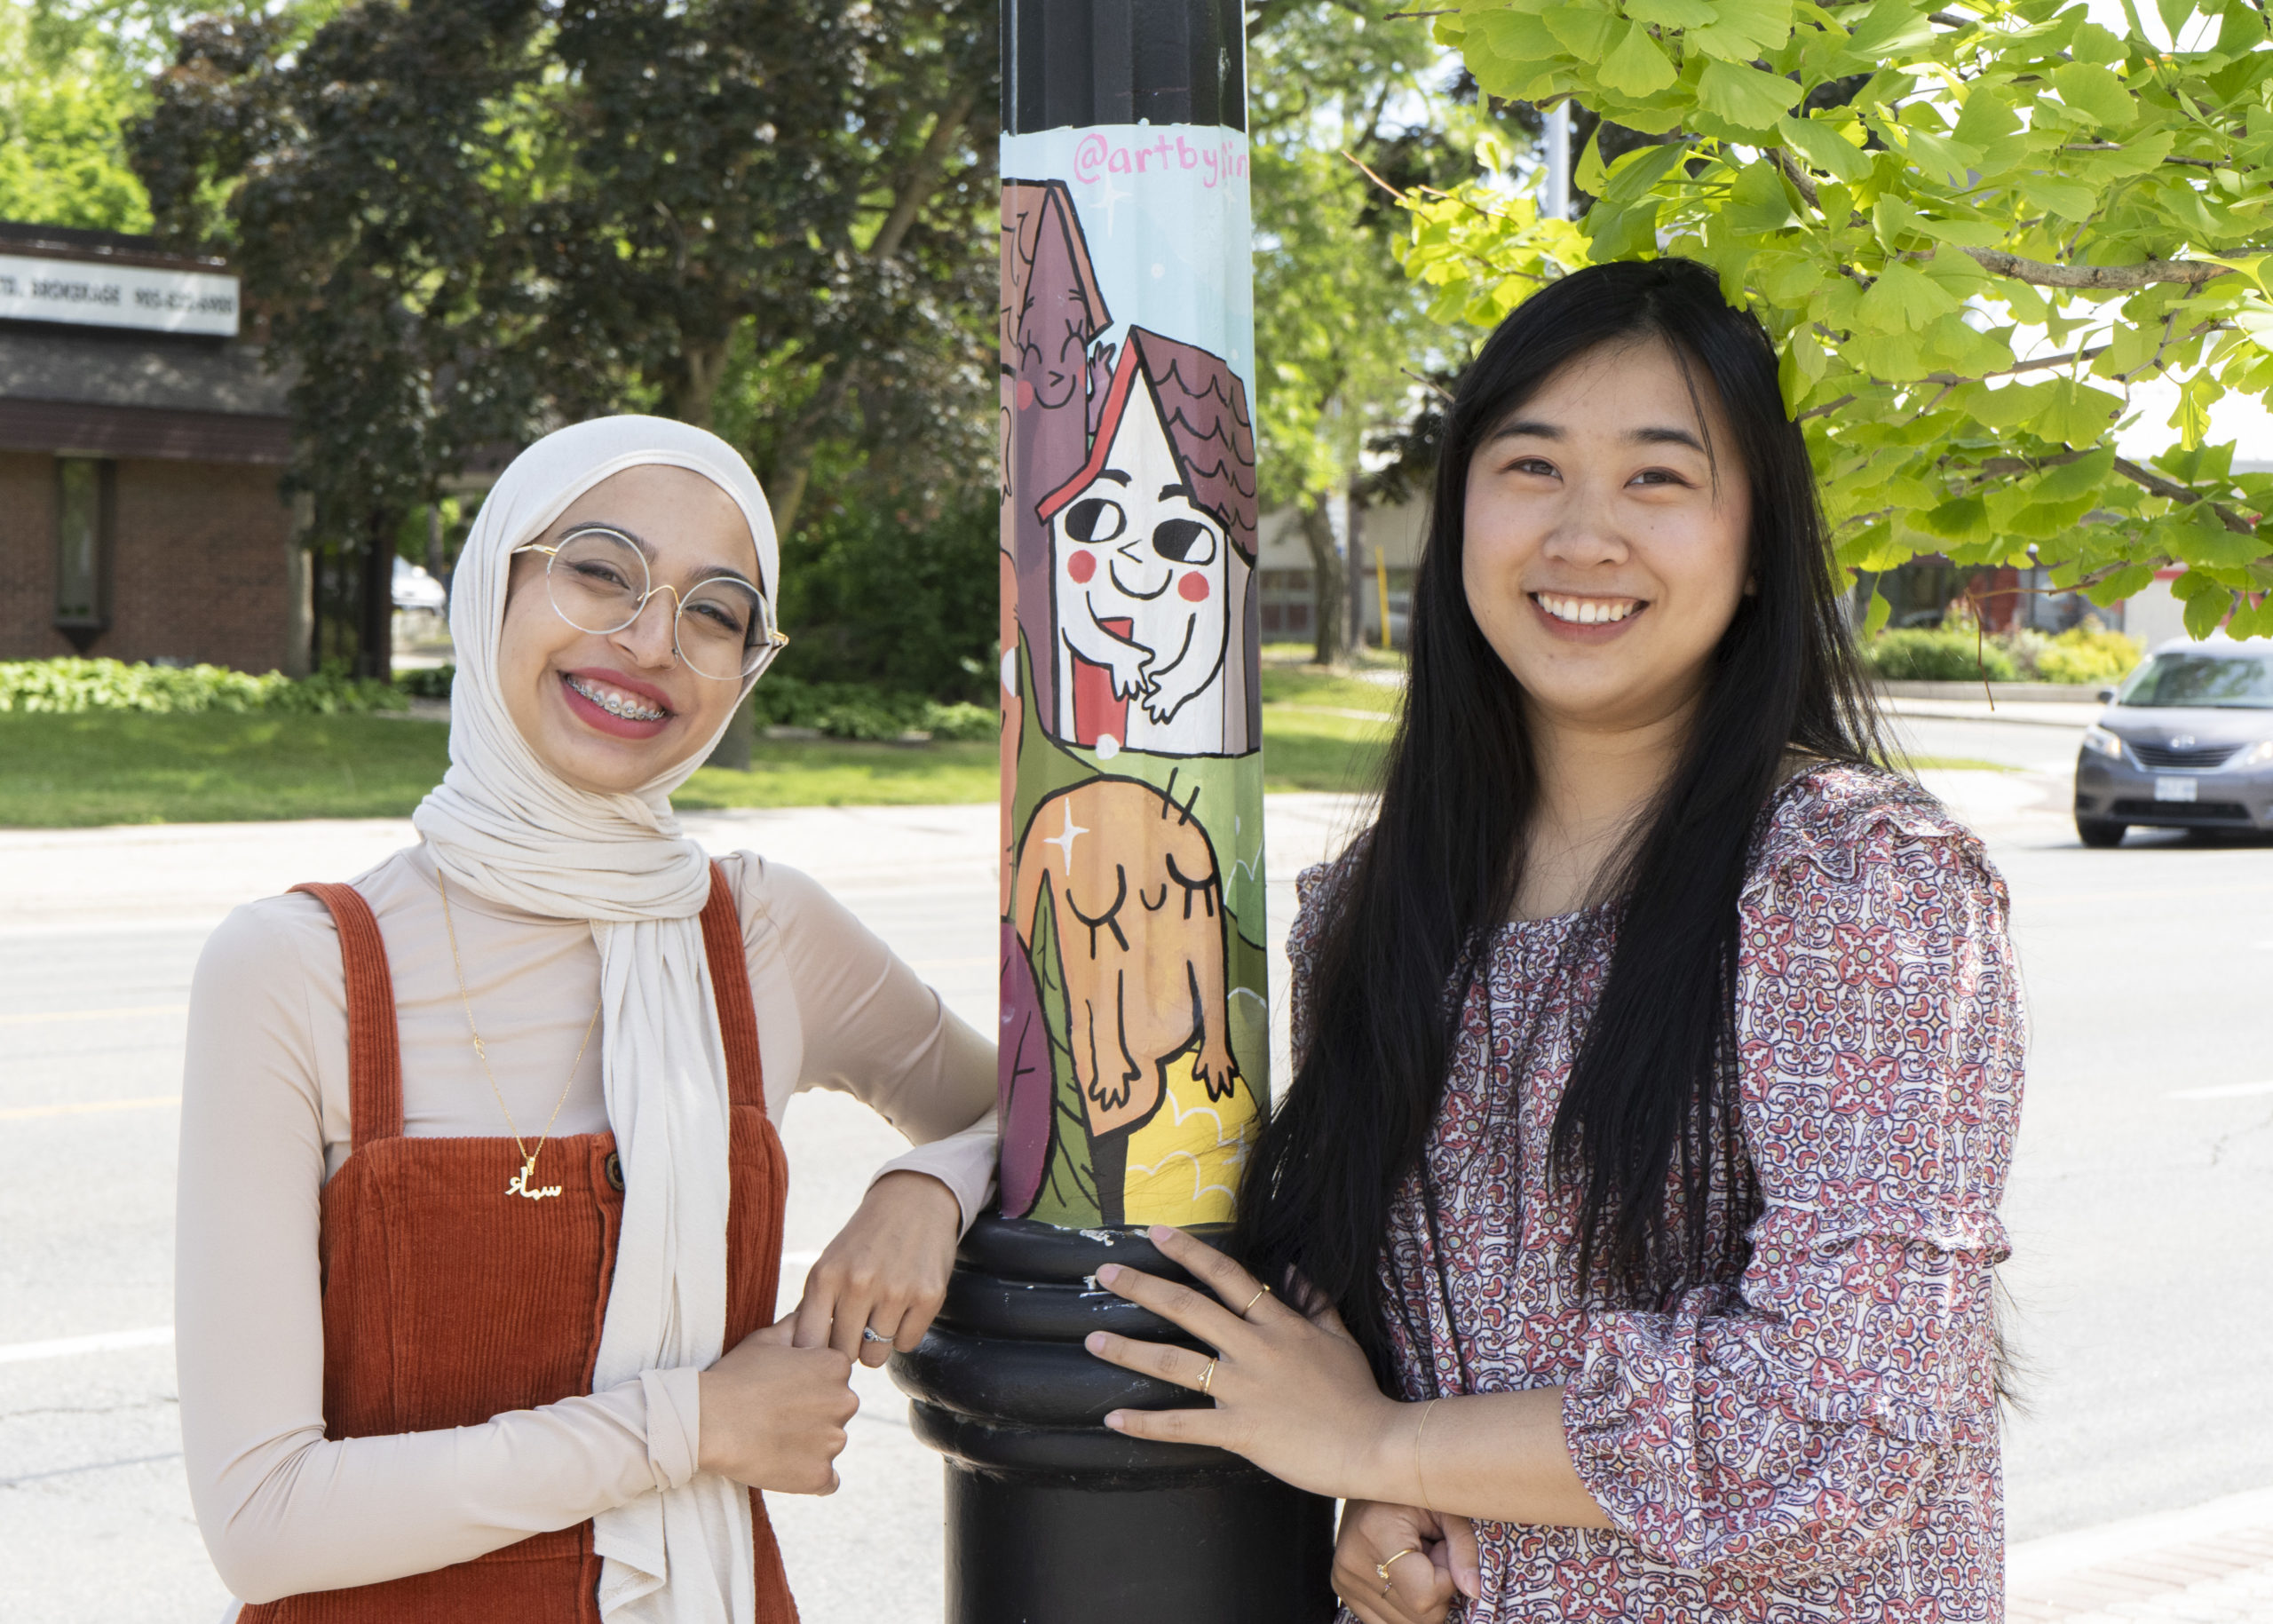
[1860,630,2018,684]
[749,676,997,743]
[396,664,455,699]
[2033,622,2142,686]
[772,495,998,702]
[0,658,408,716]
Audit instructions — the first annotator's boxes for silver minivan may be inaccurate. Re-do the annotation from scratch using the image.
[2072,639,2273,846]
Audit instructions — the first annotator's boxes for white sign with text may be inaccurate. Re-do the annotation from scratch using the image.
[0,253,240,337]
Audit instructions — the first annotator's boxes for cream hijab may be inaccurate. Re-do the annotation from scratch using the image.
[411,416,778,1623]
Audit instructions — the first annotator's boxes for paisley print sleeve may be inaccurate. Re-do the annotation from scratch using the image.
[1287,852,1357,1069]
[1559,806,2024,1581]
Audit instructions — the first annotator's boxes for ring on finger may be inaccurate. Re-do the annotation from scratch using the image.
[1376,1547,1421,1595]
[860,1327,891,1344]
[1198,1357,1218,1398]
[1239,1283,1270,1316]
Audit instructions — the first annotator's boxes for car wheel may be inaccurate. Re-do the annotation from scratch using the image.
[2077,817,2127,848]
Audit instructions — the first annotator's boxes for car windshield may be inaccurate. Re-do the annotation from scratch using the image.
[2116,652,2273,709]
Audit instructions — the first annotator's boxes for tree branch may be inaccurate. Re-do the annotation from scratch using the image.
[2111,456,2259,535]
[1795,345,2117,421]
[870,92,976,264]
[1961,247,2242,289]
[1771,147,1820,210]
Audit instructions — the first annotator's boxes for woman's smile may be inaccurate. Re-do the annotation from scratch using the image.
[1530,591,1648,636]
[558,667,675,737]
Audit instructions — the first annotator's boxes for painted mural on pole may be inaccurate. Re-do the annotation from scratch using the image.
[997,128,1263,1232]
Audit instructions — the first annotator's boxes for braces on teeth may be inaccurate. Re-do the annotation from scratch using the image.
[568,675,666,721]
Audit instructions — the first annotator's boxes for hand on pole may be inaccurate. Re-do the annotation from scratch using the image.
[1080,1223,1408,1502]
[791,1169,961,1367]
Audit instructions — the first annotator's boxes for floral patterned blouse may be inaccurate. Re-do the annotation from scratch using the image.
[1289,764,2024,1623]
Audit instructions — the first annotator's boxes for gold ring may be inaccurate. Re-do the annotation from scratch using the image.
[1199,1358,1218,1398]
[1376,1547,1421,1590]
[1240,1284,1270,1316]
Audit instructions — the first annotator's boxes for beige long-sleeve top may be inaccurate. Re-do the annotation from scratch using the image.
[177,844,996,1607]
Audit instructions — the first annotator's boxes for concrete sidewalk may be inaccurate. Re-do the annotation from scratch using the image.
[2008,1486,2273,1621]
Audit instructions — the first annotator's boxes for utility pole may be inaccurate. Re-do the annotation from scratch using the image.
[1544,101,1572,220]
[889,3,1333,1619]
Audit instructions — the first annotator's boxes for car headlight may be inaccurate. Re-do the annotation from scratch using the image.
[2080,725,2126,761]
[2233,740,2273,770]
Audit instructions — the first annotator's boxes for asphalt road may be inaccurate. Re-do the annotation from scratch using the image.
[3,751,2269,1620]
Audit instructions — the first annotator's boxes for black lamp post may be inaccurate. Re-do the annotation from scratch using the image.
[889,2,1334,1618]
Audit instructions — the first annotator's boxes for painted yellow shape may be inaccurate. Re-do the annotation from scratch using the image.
[1121,1051,1260,1227]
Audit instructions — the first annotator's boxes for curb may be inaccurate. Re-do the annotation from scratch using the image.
[2009,1487,2273,1620]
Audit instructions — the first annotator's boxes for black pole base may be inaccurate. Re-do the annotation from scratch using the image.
[892,1216,1335,1624]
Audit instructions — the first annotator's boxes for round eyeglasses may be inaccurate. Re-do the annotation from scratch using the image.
[512,526,788,683]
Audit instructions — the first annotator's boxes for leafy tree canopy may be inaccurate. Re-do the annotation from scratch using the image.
[125,0,994,675]
[1247,2,1484,659]
[1405,0,2273,639]
[0,2,216,230]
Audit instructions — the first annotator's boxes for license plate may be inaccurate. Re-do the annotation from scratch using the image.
[2155,776,2198,803]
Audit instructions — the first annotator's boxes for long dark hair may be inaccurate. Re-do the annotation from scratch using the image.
[1234,258,1885,1380]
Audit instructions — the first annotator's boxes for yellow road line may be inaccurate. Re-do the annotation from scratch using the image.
[0,1003,188,1027]
[0,1095,181,1121]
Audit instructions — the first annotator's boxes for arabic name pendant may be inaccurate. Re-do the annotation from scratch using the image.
[506,1156,564,1201]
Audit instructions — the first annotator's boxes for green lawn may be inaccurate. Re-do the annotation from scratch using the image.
[0,712,457,826]
[0,711,1010,828]
[0,693,1392,827]
[0,671,2024,828]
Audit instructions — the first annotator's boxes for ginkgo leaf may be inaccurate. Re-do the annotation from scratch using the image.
[1597,20,1680,97]
[1545,5,1621,59]
[1778,113,1871,182]
[1627,0,1719,27]
[1858,260,1960,332]
[1728,161,1801,233]
[1697,59,1802,130]
[2051,62,2136,130]
[1687,0,1793,58]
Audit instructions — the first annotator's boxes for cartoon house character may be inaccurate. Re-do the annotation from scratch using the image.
[1036,328,1257,759]
[1002,178,1110,739]
[1011,776,1241,1185]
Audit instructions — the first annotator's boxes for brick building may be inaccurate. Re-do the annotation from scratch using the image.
[0,221,305,675]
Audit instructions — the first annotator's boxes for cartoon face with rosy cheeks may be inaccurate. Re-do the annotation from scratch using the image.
[1040,349,1231,757]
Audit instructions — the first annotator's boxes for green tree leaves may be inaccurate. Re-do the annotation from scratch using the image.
[1409,0,2273,636]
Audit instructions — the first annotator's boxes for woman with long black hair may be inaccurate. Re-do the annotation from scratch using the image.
[1080,257,2022,1622]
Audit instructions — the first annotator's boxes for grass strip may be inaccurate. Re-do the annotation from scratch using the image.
[0,702,1393,827]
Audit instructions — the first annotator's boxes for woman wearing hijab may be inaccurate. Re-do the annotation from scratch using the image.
[177,417,996,1621]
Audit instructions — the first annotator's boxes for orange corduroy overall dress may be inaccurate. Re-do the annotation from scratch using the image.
[241,863,799,1623]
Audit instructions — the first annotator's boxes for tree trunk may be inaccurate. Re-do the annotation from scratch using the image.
[1296,495,1346,666]
[761,365,859,540]
[663,335,733,430]
[358,509,396,683]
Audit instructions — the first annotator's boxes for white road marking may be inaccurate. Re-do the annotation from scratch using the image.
[2166,1080,2273,1100]
[0,1003,186,1026]
[0,1095,180,1121]
[0,1325,173,1365]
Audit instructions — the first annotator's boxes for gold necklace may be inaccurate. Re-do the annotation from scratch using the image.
[437,868,602,1201]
